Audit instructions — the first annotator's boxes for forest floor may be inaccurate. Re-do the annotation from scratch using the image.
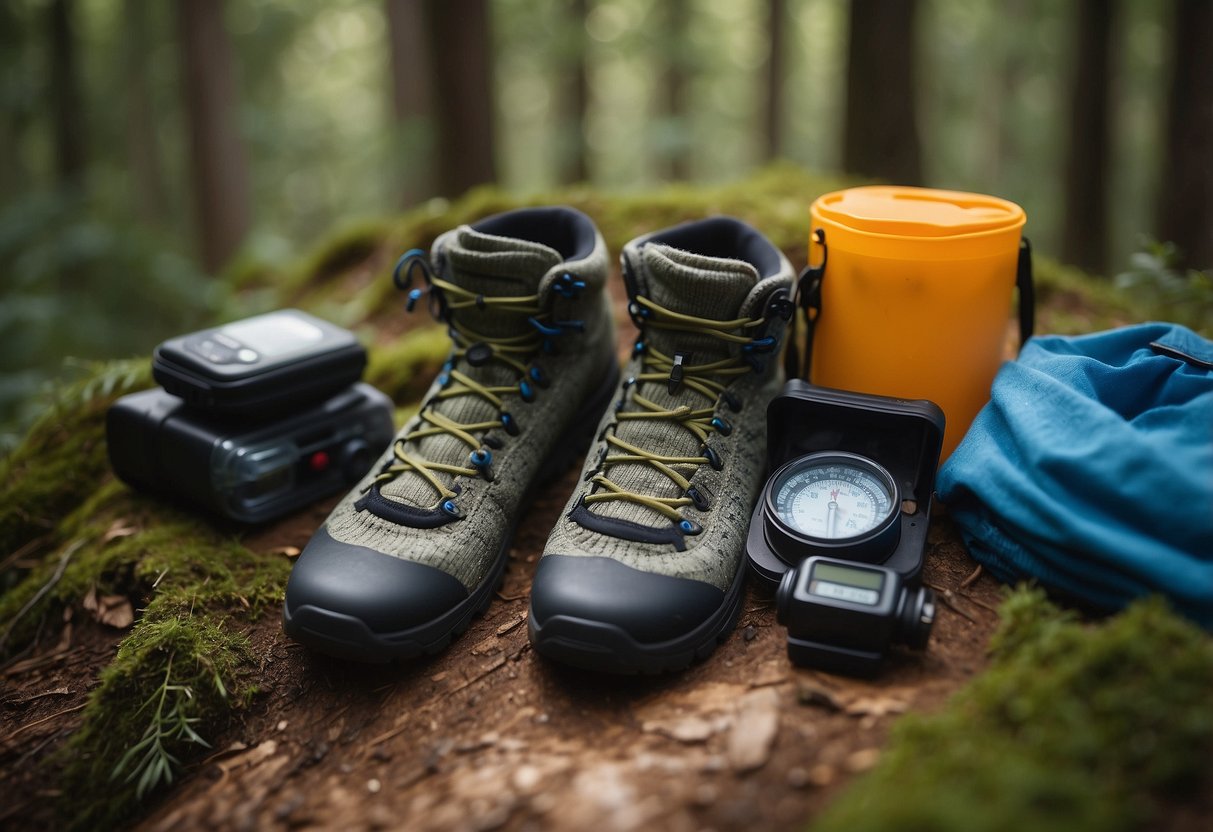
[2,463,1003,832]
[1,169,1208,831]
[0,278,1013,832]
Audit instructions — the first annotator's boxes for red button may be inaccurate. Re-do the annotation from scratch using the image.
[309,451,330,472]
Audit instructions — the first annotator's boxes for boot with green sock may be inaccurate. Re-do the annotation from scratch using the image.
[528,217,796,673]
[284,207,618,662]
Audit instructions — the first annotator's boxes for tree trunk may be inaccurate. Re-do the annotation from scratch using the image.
[842,0,922,185]
[178,0,251,272]
[662,0,690,181]
[0,3,29,202]
[386,0,434,207]
[1061,0,1114,275]
[124,0,168,224]
[47,0,86,190]
[763,0,787,161]
[561,0,590,184]
[1157,0,1213,270]
[424,0,496,198]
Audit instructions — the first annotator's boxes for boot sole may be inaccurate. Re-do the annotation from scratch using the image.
[527,556,747,674]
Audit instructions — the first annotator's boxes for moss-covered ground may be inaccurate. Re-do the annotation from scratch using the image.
[812,590,1213,832]
[0,165,1208,829]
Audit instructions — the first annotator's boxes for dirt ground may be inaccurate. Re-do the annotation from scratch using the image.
[1,468,1004,832]
[1,275,1011,831]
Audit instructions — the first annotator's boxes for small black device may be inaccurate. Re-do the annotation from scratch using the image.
[107,383,394,524]
[152,309,366,414]
[746,380,945,675]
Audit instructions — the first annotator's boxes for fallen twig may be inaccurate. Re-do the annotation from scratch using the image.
[0,702,88,745]
[0,534,54,573]
[0,539,84,652]
[926,583,979,624]
[960,564,983,589]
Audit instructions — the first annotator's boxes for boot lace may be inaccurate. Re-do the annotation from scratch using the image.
[585,294,776,528]
[369,249,584,512]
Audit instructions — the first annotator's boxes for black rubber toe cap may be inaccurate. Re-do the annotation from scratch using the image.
[284,527,468,634]
[529,555,724,644]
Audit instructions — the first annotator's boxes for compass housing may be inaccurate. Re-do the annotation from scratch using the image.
[747,380,945,586]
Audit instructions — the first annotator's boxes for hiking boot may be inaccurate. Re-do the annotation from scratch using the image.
[284,207,618,662]
[528,217,796,673]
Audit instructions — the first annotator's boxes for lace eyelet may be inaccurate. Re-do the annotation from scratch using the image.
[687,486,711,511]
[703,445,724,471]
[440,499,463,518]
[678,519,702,536]
[501,412,521,436]
[520,380,536,403]
[529,366,550,388]
[710,416,733,436]
[469,448,494,481]
[466,342,493,367]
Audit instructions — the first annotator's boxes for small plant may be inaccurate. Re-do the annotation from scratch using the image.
[110,653,223,800]
[1114,238,1213,334]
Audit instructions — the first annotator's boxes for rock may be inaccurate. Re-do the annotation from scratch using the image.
[642,715,717,743]
[845,748,882,772]
[726,688,780,772]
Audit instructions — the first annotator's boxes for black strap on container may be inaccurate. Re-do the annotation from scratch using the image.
[785,228,826,381]
[1016,236,1034,350]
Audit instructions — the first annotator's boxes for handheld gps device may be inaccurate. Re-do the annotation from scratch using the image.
[110,310,393,524]
[746,380,945,675]
[152,309,366,413]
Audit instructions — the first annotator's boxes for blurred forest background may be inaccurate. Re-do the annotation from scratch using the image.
[1,0,1211,448]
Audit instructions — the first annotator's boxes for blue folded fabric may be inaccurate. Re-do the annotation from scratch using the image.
[937,322,1213,627]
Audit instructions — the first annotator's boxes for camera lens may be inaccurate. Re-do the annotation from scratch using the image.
[894,585,935,650]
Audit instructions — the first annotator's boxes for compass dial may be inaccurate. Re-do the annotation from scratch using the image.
[763,451,901,562]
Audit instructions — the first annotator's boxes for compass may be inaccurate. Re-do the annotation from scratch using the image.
[763,451,901,564]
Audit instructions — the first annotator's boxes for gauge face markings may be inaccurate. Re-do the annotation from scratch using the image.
[774,462,894,540]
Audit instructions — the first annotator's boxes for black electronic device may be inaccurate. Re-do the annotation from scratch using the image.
[152,309,366,414]
[746,380,945,675]
[107,383,394,524]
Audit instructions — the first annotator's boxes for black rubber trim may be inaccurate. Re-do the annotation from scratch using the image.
[567,496,687,551]
[528,554,747,674]
[355,485,455,528]
[282,527,486,663]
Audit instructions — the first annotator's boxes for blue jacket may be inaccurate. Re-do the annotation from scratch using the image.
[937,322,1213,627]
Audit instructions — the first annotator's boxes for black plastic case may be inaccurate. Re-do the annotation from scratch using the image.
[746,379,946,587]
[152,309,366,414]
[107,382,394,524]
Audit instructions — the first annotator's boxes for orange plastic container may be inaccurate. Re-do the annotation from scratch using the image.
[806,186,1029,462]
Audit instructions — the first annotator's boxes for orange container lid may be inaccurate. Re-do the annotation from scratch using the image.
[814,186,1025,239]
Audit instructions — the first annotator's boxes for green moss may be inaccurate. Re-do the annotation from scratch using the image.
[273,164,852,320]
[0,474,290,827]
[1033,255,1139,335]
[0,359,151,555]
[364,324,450,404]
[811,589,1213,832]
[57,613,253,829]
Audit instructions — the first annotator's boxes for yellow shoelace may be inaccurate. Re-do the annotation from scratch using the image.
[585,295,768,521]
[370,254,580,507]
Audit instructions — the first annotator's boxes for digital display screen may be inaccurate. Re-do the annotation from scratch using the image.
[220,313,323,358]
[809,562,884,606]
